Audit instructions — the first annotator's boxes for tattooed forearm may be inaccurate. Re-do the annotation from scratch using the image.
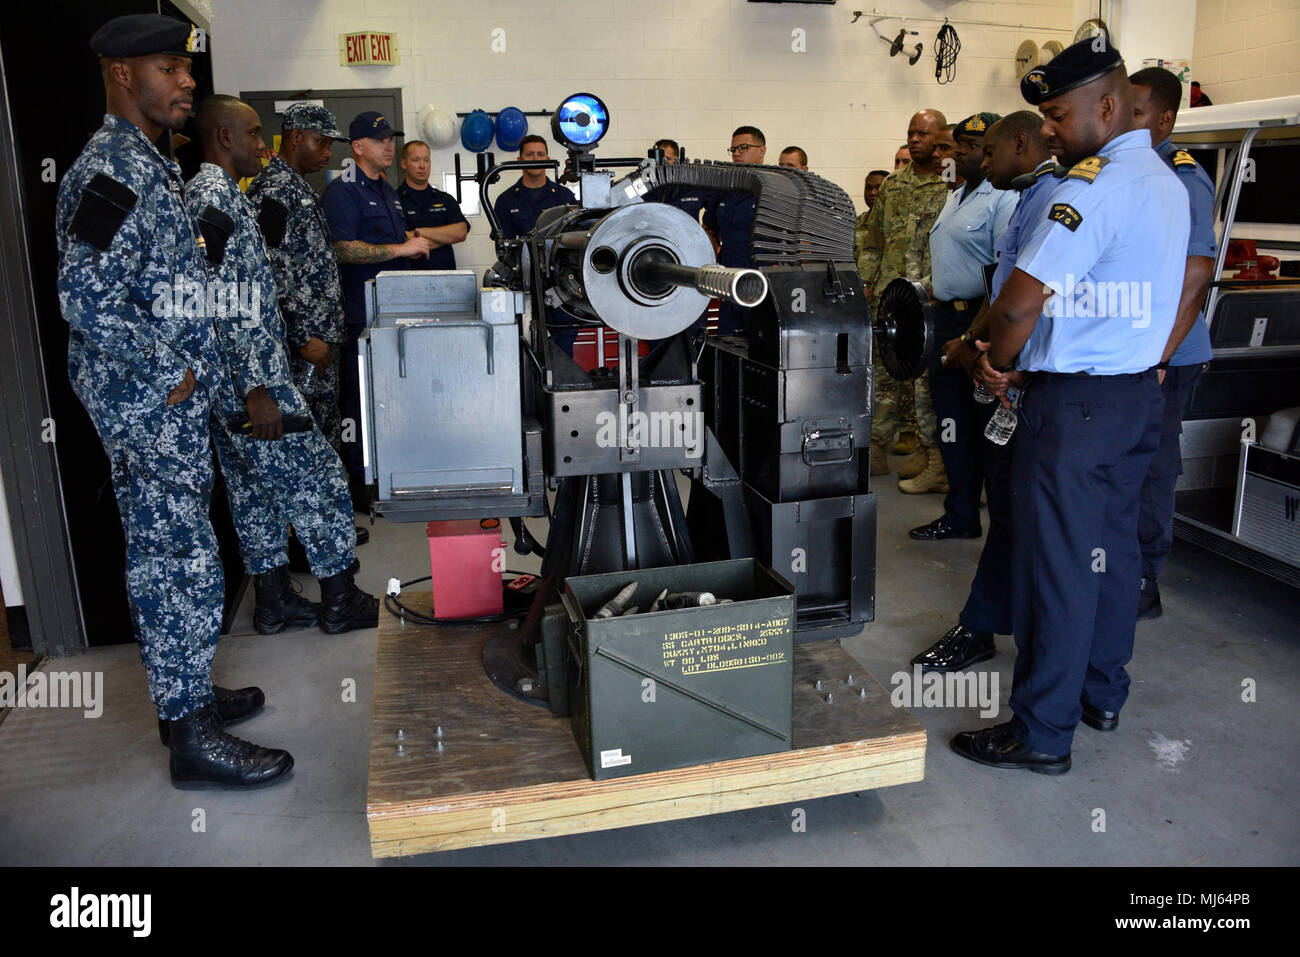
[334,240,396,264]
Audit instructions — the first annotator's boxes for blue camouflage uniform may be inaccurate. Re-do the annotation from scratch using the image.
[396,181,469,269]
[1137,138,1217,581]
[246,155,345,451]
[1006,128,1190,756]
[56,115,224,721]
[927,175,1018,534]
[703,191,757,335]
[956,160,1066,638]
[185,162,356,581]
[322,165,411,478]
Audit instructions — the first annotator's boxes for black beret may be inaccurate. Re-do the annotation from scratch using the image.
[1021,36,1124,105]
[90,14,196,58]
[955,113,1001,138]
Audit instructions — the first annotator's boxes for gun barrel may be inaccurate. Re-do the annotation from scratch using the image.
[633,259,769,308]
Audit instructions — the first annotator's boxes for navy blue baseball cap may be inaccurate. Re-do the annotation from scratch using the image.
[1021,36,1125,105]
[349,111,402,141]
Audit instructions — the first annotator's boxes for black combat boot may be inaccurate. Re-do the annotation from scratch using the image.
[253,566,320,635]
[318,568,380,634]
[166,705,293,790]
[158,685,265,745]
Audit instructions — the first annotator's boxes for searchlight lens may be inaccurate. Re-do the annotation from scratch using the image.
[552,93,609,148]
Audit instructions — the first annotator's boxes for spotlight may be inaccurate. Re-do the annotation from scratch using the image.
[551,93,609,151]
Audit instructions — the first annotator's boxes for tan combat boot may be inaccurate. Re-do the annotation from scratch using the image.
[892,430,919,455]
[897,446,928,479]
[870,438,890,475]
[899,447,949,494]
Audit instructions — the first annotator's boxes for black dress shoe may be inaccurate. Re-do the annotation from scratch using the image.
[910,624,995,673]
[355,525,369,546]
[167,706,293,790]
[909,516,982,541]
[950,722,1071,775]
[158,685,266,745]
[1081,701,1119,731]
[1138,577,1162,620]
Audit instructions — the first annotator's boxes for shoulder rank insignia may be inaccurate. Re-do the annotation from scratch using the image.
[1172,150,1197,169]
[1065,155,1109,183]
[1048,202,1083,232]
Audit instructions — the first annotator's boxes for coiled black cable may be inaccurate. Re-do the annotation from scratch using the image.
[383,573,537,627]
[935,21,960,84]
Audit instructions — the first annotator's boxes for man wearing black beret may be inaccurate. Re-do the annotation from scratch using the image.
[950,35,1191,774]
[56,13,294,789]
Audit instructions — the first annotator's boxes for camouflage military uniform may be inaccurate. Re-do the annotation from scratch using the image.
[56,115,223,721]
[246,155,344,451]
[185,162,356,580]
[856,161,948,446]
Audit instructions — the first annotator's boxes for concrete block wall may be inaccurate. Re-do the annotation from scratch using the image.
[211,0,1076,276]
[1193,0,1300,103]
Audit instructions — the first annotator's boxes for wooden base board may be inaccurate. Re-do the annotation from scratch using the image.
[367,594,925,858]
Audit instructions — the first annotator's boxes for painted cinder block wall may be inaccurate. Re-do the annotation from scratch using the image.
[210,0,1078,276]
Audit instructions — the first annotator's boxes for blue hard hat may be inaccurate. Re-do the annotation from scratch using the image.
[460,110,495,152]
[495,106,529,151]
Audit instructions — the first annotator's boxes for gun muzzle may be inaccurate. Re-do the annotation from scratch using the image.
[631,258,769,308]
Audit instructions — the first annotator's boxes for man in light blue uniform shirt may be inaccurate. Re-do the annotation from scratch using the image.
[911,110,1063,675]
[950,39,1190,774]
[1130,67,1217,620]
[912,112,1017,542]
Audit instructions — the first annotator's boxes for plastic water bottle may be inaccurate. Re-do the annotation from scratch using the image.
[298,362,324,397]
[984,387,1020,446]
[973,382,996,404]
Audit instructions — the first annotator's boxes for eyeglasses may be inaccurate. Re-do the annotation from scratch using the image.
[727,143,761,156]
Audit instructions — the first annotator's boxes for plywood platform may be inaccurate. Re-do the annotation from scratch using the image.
[367,594,926,857]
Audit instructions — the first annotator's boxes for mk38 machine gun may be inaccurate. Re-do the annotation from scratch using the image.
[358,93,932,706]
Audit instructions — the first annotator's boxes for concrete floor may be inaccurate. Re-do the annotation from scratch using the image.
[2,462,1297,866]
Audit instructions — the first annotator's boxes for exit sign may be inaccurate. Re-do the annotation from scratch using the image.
[339,31,400,66]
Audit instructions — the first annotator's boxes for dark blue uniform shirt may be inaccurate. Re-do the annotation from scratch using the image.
[492,178,577,240]
[321,167,411,330]
[646,184,712,224]
[703,190,757,334]
[703,191,756,268]
[396,182,469,270]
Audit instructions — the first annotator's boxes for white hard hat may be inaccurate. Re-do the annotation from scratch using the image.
[418,102,458,149]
